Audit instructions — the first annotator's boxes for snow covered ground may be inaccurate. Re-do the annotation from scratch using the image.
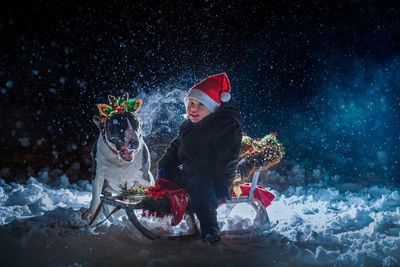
[0,172,399,267]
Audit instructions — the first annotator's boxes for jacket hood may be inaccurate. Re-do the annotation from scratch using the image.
[212,99,242,125]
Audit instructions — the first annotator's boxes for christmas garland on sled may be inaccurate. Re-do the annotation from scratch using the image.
[118,179,189,226]
[118,132,285,223]
[232,132,285,198]
[237,132,285,181]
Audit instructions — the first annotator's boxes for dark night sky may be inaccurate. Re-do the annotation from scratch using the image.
[1,0,399,184]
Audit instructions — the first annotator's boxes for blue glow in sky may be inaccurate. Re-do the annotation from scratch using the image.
[287,56,400,182]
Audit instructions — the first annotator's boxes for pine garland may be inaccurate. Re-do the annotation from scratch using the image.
[118,183,171,218]
[118,182,149,200]
[238,132,285,181]
[136,195,170,218]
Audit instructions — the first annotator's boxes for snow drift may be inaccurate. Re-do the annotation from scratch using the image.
[0,169,399,266]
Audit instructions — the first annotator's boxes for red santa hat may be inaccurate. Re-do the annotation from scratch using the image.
[184,72,231,112]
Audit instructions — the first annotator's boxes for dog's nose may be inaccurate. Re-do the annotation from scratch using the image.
[128,140,139,150]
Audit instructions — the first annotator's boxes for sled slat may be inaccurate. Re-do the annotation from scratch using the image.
[101,196,141,209]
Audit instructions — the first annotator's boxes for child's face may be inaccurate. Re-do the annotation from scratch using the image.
[186,98,211,123]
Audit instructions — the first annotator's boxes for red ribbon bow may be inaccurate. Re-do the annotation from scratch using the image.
[146,178,189,226]
[231,183,275,207]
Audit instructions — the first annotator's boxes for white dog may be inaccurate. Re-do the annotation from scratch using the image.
[82,93,154,222]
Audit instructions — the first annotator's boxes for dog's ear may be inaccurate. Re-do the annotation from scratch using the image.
[122,92,129,102]
[108,95,117,106]
[134,99,142,112]
[93,116,103,131]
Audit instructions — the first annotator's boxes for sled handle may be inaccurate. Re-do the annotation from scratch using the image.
[248,170,260,200]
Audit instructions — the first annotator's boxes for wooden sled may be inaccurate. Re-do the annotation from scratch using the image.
[91,170,273,240]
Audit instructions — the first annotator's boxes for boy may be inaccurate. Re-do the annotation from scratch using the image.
[157,73,242,244]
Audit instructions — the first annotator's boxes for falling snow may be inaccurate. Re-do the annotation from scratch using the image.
[1,1,400,266]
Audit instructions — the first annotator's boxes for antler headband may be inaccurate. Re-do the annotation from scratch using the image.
[97,92,142,118]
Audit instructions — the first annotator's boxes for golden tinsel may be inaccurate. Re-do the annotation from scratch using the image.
[236,132,285,182]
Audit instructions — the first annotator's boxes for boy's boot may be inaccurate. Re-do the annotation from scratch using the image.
[197,211,221,244]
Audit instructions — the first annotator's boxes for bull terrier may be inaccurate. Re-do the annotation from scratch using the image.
[82,93,154,222]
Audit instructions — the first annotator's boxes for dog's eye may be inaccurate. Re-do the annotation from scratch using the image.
[128,140,139,149]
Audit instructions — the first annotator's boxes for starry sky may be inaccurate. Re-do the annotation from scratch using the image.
[1,0,399,184]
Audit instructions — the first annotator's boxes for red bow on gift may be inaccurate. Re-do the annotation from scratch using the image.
[231,183,275,207]
[146,178,189,226]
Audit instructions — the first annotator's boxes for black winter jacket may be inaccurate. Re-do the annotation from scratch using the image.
[158,100,242,200]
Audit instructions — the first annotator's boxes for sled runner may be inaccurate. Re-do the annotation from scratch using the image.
[90,169,274,240]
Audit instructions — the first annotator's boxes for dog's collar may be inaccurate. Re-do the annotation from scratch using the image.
[101,129,118,155]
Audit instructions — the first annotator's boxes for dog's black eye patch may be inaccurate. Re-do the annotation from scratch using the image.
[105,113,140,147]
[128,139,139,150]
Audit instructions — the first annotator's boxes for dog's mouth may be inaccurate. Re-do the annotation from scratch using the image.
[118,146,135,162]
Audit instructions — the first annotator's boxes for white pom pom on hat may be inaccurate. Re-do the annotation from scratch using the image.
[220,91,231,102]
[184,72,231,113]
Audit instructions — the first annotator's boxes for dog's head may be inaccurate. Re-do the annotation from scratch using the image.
[94,93,144,162]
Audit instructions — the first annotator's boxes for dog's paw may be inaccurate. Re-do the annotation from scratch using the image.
[81,209,94,222]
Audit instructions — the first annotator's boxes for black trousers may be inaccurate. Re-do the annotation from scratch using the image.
[173,169,220,237]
